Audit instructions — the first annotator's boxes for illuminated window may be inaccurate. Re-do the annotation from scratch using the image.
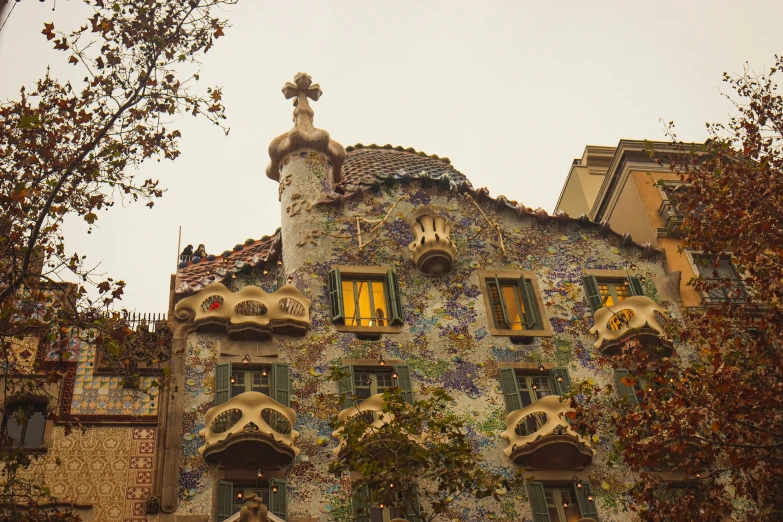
[327,268,403,330]
[479,271,546,336]
[2,397,47,448]
[583,275,644,330]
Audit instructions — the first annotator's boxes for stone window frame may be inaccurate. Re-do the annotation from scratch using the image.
[478,270,552,338]
[0,374,62,454]
[213,468,287,522]
[329,266,403,335]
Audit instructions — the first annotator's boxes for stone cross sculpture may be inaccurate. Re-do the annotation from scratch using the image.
[266,72,346,185]
[239,494,269,522]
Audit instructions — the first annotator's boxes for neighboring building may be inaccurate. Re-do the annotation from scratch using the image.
[555,140,748,310]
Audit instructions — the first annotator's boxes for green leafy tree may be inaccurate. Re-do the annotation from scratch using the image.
[328,368,520,522]
[571,56,783,522]
[0,0,236,518]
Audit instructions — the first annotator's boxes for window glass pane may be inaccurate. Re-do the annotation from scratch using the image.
[231,371,245,397]
[24,405,46,447]
[615,282,630,301]
[598,284,614,307]
[531,376,552,399]
[548,507,563,522]
[375,372,393,391]
[370,507,384,522]
[371,281,387,327]
[342,280,357,326]
[251,370,270,395]
[354,373,372,400]
[355,281,373,325]
[4,407,25,445]
[501,284,525,330]
[487,281,507,328]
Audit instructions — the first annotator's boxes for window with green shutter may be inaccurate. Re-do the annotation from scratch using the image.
[339,364,414,411]
[215,362,290,406]
[614,368,642,404]
[480,271,548,336]
[528,481,599,522]
[499,367,571,413]
[216,480,287,521]
[327,267,404,329]
[583,274,644,330]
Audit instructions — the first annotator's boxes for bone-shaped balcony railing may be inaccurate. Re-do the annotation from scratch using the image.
[331,394,426,457]
[589,295,670,351]
[198,391,299,458]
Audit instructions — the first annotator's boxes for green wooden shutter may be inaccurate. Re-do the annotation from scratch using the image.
[551,367,571,396]
[269,479,287,520]
[575,480,599,521]
[216,480,233,521]
[527,481,552,522]
[394,364,413,404]
[271,362,290,407]
[327,268,345,322]
[385,269,404,326]
[519,276,543,330]
[583,275,602,312]
[214,363,231,406]
[628,276,645,297]
[406,487,423,522]
[614,368,638,404]
[499,368,522,413]
[338,364,355,411]
[352,484,371,522]
[489,276,510,329]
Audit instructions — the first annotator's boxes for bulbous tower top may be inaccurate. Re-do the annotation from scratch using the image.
[266,72,346,187]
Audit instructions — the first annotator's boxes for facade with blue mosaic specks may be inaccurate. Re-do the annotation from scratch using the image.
[156,73,685,522]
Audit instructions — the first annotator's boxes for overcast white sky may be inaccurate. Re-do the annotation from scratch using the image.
[1,0,782,315]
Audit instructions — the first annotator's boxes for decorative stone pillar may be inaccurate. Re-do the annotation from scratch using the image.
[266,73,345,276]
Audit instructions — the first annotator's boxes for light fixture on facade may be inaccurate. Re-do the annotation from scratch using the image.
[278,260,283,266]
[242,354,251,364]
[257,468,264,479]
[230,375,236,384]
[379,357,386,366]
[264,269,269,275]
[629,263,637,271]
[557,375,564,383]
[639,275,647,284]
[391,370,398,380]
[532,383,538,390]
[232,273,237,279]
[379,503,384,509]
[587,495,594,502]
[366,378,372,386]
[563,502,568,508]
[272,485,278,493]
[574,477,583,489]
[236,491,243,500]
[262,369,268,377]
[287,276,293,284]
[538,362,545,372]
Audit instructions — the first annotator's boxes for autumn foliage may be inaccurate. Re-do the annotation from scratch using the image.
[571,57,783,521]
[0,0,234,517]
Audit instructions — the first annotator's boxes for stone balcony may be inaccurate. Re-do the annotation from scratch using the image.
[500,395,594,470]
[408,207,457,276]
[589,295,673,357]
[331,394,426,459]
[174,282,311,340]
[198,391,299,468]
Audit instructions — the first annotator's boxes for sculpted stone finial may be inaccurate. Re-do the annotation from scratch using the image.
[266,72,346,185]
[239,494,269,522]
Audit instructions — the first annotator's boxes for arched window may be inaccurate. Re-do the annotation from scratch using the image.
[3,397,47,448]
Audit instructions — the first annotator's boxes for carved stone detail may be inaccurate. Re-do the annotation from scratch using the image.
[198,391,300,465]
[500,395,594,470]
[408,207,457,276]
[267,72,345,185]
[589,295,670,350]
[174,283,311,339]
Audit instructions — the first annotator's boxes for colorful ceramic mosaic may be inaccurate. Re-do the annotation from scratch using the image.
[172,149,683,522]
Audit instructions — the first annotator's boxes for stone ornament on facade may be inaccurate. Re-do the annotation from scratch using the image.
[266,72,346,185]
[198,391,300,463]
[589,295,669,350]
[408,207,457,276]
[174,282,311,339]
[501,395,594,470]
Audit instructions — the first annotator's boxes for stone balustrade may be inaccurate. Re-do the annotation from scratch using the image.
[500,395,594,470]
[199,391,299,467]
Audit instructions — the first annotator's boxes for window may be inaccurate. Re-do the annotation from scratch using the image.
[583,274,644,330]
[2,397,47,448]
[214,362,289,407]
[478,270,549,337]
[352,484,422,522]
[499,367,570,432]
[691,254,748,303]
[527,480,599,522]
[338,364,413,411]
[614,368,645,405]
[216,479,286,521]
[328,267,403,332]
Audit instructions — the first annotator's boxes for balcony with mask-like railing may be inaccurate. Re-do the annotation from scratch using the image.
[500,395,594,470]
[589,295,674,357]
[331,394,426,460]
[198,391,299,468]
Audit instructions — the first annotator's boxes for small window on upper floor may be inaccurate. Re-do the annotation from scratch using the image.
[690,253,749,304]
[583,274,645,330]
[2,397,47,449]
[479,270,550,338]
[328,267,403,334]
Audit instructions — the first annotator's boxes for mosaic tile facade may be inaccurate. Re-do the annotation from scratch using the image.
[172,150,684,521]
